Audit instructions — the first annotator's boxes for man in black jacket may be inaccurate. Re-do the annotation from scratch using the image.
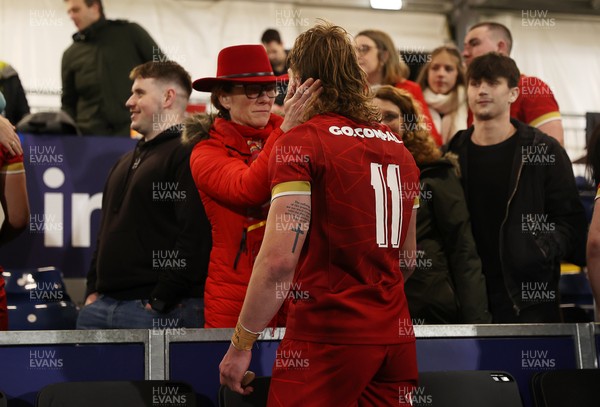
[77,61,211,329]
[448,53,587,323]
[62,0,164,136]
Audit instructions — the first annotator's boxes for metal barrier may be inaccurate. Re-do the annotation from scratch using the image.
[0,324,598,406]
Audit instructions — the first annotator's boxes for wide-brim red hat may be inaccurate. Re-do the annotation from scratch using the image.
[193,44,281,92]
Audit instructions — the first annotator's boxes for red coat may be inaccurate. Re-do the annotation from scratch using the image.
[190,115,284,328]
[396,80,443,146]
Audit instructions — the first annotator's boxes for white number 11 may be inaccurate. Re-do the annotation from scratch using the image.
[370,163,403,248]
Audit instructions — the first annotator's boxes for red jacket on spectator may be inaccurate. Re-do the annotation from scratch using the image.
[189,114,284,328]
[396,80,443,146]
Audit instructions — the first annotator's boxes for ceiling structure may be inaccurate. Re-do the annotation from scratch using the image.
[218,0,600,17]
[214,0,600,44]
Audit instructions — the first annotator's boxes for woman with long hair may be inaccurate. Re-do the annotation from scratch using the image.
[356,29,443,146]
[417,45,467,144]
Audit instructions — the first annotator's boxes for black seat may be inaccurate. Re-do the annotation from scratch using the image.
[531,369,600,407]
[218,376,271,407]
[415,371,523,407]
[35,381,196,407]
[3,267,78,330]
[16,111,80,135]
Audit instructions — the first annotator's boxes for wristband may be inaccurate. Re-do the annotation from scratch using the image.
[231,320,261,351]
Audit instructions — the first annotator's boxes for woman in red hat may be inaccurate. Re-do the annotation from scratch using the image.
[183,44,321,328]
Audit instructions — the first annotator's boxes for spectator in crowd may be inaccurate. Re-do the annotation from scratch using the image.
[184,44,321,328]
[0,61,30,124]
[261,28,289,109]
[77,61,211,329]
[261,29,288,77]
[417,46,467,144]
[448,53,586,323]
[462,21,564,145]
[219,23,419,406]
[585,124,600,321]
[355,29,442,146]
[0,113,29,330]
[62,0,165,136]
[373,85,490,324]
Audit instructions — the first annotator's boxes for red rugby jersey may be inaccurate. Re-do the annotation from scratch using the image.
[269,113,419,345]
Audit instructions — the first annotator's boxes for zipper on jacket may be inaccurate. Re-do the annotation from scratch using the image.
[113,142,145,213]
[498,151,524,317]
[233,229,247,270]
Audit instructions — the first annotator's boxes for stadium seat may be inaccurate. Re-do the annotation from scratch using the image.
[0,390,7,407]
[2,267,78,330]
[35,381,196,407]
[414,371,523,407]
[219,376,271,407]
[531,369,600,407]
[559,267,594,322]
[3,267,73,302]
[7,301,78,330]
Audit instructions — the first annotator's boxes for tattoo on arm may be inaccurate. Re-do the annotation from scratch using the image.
[285,200,311,253]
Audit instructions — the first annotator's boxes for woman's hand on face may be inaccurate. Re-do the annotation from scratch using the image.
[280,77,323,133]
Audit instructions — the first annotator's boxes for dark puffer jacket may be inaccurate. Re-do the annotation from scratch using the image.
[405,155,491,323]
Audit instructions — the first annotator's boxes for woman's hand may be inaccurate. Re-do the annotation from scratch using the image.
[0,116,23,156]
[280,77,323,133]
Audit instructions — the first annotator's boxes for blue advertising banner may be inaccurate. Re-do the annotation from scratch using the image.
[0,343,145,405]
[0,133,137,278]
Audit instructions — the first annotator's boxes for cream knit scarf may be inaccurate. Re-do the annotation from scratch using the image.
[423,85,468,144]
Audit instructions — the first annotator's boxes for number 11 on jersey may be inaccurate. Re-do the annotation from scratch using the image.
[370,162,403,248]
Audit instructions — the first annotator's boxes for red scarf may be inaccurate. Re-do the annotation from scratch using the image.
[213,115,283,164]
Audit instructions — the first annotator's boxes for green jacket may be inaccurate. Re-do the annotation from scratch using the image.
[405,156,491,324]
[61,18,164,136]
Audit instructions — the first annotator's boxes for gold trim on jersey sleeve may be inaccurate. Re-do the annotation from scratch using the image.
[413,196,420,209]
[530,111,561,128]
[271,181,311,202]
[0,161,25,174]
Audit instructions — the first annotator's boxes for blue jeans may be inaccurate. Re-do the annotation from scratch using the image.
[76,294,204,329]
